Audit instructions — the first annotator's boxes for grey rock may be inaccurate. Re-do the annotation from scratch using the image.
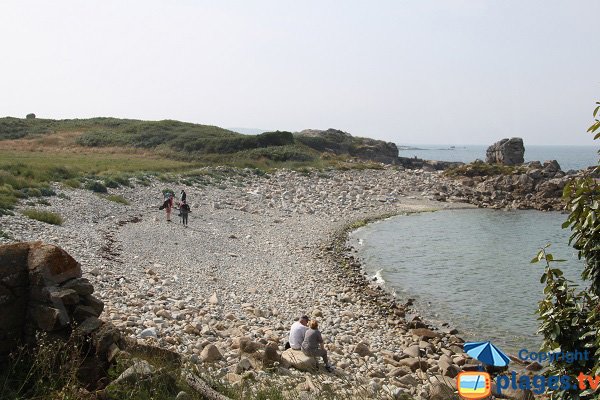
[486,138,525,165]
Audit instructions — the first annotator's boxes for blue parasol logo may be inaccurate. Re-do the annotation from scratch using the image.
[463,341,511,367]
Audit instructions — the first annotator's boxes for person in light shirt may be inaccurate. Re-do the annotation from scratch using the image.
[287,315,309,350]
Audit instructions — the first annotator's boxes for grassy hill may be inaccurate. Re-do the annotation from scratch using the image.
[0,116,394,215]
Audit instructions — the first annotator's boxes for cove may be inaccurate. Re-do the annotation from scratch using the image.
[350,209,583,354]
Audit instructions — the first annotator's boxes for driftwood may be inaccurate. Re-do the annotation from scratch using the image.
[184,372,232,400]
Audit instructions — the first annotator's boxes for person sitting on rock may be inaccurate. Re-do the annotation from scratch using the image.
[301,319,333,372]
[287,315,309,350]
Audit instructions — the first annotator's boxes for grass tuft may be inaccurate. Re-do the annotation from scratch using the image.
[21,209,63,225]
[445,162,525,177]
[84,180,107,193]
[105,194,130,205]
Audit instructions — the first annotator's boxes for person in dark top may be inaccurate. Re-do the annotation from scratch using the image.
[301,319,333,372]
[179,200,191,227]
[180,189,187,203]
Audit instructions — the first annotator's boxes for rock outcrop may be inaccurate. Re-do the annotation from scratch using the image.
[486,138,525,165]
[398,156,464,171]
[434,160,581,211]
[0,242,123,389]
[296,128,399,164]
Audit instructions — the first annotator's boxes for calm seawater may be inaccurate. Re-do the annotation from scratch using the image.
[398,144,597,171]
[350,209,584,354]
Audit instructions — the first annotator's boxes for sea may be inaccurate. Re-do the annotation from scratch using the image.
[350,210,583,355]
[352,145,597,355]
[398,144,597,171]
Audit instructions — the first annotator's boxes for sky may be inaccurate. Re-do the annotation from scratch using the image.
[1,1,599,146]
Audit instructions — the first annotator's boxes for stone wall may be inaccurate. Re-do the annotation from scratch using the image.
[0,242,121,388]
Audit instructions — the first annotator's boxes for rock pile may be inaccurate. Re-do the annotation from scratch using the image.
[486,138,525,165]
[428,160,579,211]
[0,242,123,389]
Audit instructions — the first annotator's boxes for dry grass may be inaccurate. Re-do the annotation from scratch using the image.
[0,130,161,157]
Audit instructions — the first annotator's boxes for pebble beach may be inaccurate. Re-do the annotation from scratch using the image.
[0,166,528,399]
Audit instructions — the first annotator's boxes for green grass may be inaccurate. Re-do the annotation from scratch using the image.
[0,150,200,214]
[105,194,130,205]
[0,334,205,400]
[444,162,526,177]
[0,117,393,166]
[0,334,83,399]
[0,117,392,215]
[21,209,63,225]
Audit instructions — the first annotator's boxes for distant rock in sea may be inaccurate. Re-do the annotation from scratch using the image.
[486,138,525,165]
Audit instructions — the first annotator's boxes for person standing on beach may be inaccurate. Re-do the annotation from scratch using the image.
[165,193,174,222]
[287,315,309,350]
[179,199,191,227]
[301,319,333,372]
[180,189,187,204]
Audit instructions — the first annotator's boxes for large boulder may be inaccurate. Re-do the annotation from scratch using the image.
[486,138,525,165]
[28,242,82,286]
[0,242,109,357]
[0,242,123,390]
[281,349,317,371]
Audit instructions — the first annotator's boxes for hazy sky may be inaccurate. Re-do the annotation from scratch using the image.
[1,1,599,145]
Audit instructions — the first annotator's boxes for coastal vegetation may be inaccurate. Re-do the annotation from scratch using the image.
[444,162,525,177]
[0,117,390,215]
[532,101,600,399]
[20,209,63,225]
[0,117,389,165]
[105,194,130,205]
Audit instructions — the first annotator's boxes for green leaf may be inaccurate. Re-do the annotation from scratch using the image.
[537,250,545,262]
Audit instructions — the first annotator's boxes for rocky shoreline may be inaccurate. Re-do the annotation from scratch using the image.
[0,165,574,398]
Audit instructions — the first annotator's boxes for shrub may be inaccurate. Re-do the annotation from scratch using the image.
[21,209,63,225]
[106,195,129,205]
[532,100,600,399]
[47,166,77,181]
[39,187,56,197]
[85,181,107,193]
[104,179,120,189]
[444,163,524,177]
[0,334,83,398]
[20,188,42,198]
[62,179,81,188]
